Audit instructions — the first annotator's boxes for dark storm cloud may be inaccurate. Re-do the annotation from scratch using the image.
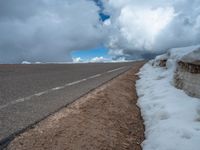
[1,0,200,63]
[0,0,105,63]
[0,0,43,20]
[102,0,200,60]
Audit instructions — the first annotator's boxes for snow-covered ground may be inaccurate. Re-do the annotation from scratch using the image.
[136,45,200,150]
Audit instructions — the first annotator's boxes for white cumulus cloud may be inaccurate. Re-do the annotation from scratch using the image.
[72,57,84,63]
[90,56,107,62]
[102,0,200,59]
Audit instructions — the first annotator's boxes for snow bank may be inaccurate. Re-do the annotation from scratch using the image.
[181,49,200,65]
[136,45,200,150]
[168,45,200,61]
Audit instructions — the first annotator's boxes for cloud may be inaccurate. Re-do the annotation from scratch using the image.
[90,56,107,62]
[21,61,31,64]
[102,0,200,59]
[72,57,84,63]
[72,56,109,63]
[1,0,200,63]
[0,0,105,63]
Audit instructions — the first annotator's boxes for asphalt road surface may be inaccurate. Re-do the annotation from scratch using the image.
[0,62,136,147]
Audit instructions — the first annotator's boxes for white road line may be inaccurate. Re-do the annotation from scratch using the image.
[67,78,87,86]
[0,66,127,110]
[34,91,48,96]
[87,74,101,79]
[15,98,25,103]
[51,86,65,91]
[107,67,126,73]
[0,104,9,110]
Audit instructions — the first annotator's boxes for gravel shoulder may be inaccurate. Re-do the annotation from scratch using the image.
[7,61,145,150]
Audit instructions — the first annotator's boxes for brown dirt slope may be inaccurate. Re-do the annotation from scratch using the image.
[7,61,145,150]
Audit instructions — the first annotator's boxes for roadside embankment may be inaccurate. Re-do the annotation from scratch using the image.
[138,45,200,150]
[174,49,200,98]
[7,61,145,150]
[154,45,200,99]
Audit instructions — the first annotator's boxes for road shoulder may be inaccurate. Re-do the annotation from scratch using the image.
[7,62,145,150]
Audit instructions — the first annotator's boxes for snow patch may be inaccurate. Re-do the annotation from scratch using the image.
[137,45,200,150]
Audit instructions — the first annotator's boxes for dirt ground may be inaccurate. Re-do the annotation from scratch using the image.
[7,61,145,150]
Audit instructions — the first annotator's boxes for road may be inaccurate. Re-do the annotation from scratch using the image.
[0,62,135,146]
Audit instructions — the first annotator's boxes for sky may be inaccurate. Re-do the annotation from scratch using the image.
[0,0,200,63]
[71,46,112,62]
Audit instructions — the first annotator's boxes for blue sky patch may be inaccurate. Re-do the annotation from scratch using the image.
[71,0,111,61]
[71,46,111,60]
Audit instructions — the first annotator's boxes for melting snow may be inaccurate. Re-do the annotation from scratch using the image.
[136,45,200,150]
